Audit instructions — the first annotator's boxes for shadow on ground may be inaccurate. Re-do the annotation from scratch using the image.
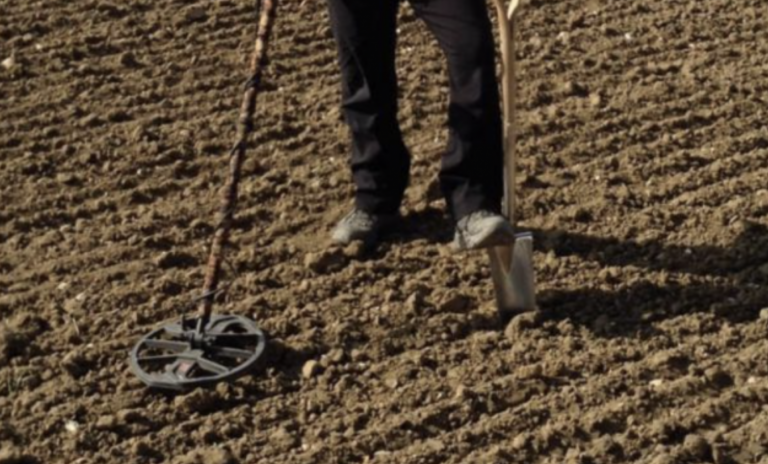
[384,208,768,338]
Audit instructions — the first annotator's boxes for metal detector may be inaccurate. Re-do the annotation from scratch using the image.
[488,0,537,320]
[129,0,277,391]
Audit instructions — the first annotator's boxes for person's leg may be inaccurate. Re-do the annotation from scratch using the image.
[326,0,410,215]
[409,0,504,221]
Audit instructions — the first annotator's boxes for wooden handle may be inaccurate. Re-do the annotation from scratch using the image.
[198,0,278,321]
[492,0,518,224]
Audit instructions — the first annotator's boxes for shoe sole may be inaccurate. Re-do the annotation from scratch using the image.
[330,215,401,246]
[455,221,515,251]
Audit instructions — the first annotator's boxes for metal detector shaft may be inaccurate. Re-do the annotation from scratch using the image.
[197,0,278,329]
[488,0,536,316]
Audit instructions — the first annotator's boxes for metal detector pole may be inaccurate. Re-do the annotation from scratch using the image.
[197,0,278,332]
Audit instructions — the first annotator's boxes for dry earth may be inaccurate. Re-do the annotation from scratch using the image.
[1,0,768,462]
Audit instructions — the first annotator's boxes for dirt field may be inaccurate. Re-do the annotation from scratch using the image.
[2,0,768,462]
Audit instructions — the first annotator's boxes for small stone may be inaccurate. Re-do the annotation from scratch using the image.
[683,434,711,459]
[302,360,321,379]
[649,379,664,388]
[760,308,768,321]
[64,420,80,434]
[1,56,15,70]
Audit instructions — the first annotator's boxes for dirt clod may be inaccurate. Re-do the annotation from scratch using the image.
[0,447,38,464]
[342,241,367,260]
[173,447,237,464]
[682,434,711,459]
[304,249,347,274]
[154,251,197,269]
[95,415,117,431]
[504,311,543,339]
[131,441,156,458]
[118,52,139,68]
[704,367,733,389]
[116,409,143,424]
[174,389,220,415]
[438,294,470,313]
[61,350,92,379]
[0,325,28,367]
[406,291,425,314]
[179,7,208,25]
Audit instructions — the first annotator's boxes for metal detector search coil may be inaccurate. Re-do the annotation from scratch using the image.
[130,315,267,391]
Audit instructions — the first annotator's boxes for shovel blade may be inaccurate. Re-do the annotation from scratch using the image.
[488,232,536,317]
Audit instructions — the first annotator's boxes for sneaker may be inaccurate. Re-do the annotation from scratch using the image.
[331,208,399,245]
[453,210,515,250]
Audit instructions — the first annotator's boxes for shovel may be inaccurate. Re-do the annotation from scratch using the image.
[487,0,536,320]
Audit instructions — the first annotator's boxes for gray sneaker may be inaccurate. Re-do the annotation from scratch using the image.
[453,210,515,250]
[331,208,399,245]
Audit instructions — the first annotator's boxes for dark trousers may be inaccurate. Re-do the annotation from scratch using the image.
[326,0,504,221]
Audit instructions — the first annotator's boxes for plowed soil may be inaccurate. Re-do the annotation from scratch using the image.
[2,0,768,462]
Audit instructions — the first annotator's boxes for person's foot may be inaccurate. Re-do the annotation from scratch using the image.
[453,210,515,251]
[331,208,399,245]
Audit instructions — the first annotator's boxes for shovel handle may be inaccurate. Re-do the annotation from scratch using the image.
[492,0,519,224]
